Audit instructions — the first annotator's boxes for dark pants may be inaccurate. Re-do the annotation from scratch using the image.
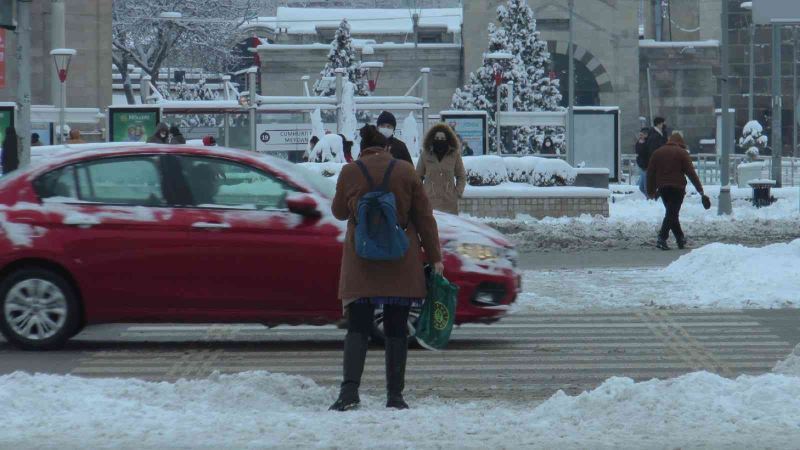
[658,187,686,242]
[347,303,410,337]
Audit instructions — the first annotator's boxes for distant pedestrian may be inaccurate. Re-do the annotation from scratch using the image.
[303,136,320,162]
[147,122,170,144]
[645,117,668,156]
[416,123,466,214]
[66,129,86,144]
[646,132,705,250]
[1,127,19,175]
[540,136,556,155]
[31,133,44,147]
[168,125,186,144]
[201,135,217,146]
[635,127,651,195]
[330,124,443,412]
[376,111,413,165]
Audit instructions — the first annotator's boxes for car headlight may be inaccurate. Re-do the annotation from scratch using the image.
[452,243,503,262]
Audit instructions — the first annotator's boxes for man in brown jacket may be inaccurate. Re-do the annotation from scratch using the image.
[647,132,705,250]
[330,125,442,412]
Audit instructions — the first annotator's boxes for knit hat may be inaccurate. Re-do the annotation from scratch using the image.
[376,111,397,129]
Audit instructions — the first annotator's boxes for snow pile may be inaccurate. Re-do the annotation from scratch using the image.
[662,239,800,308]
[340,81,359,157]
[774,344,800,377]
[3,369,800,448]
[463,155,508,186]
[489,186,800,251]
[298,161,345,178]
[400,112,420,158]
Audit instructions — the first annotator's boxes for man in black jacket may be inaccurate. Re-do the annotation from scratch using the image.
[635,127,650,195]
[646,117,668,156]
[376,111,413,165]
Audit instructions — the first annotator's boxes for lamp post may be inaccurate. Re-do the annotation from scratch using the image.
[159,12,182,97]
[567,0,576,166]
[50,48,76,145]
[359,61,384,93]
[741,2,755,121]
[718,0,733,215]
[485,52,513,155]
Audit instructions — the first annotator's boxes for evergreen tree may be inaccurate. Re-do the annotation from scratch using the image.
[451,0,562,154]
[313,19,370,97]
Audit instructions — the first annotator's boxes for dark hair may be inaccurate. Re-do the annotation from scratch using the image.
[169,125,181,135]
[309,136,319,146]
[640,127,650,133]
[359,124,387,149]
[543,136,553,145]
[32,133,40,141]
[653,117,666,127]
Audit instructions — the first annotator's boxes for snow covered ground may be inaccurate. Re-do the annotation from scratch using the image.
[515,239,800,312]
[488,186,800,251]
[2,347,799,450]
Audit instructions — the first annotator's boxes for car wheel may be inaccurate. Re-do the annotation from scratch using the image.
[371,305,421,347]
[0,269,80,351]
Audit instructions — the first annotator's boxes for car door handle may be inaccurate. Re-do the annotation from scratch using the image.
[191,222,231,230]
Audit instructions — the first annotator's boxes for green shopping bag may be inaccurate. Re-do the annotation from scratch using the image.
[414,272,458,351]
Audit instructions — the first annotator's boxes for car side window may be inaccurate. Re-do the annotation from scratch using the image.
[77,157,166,206]
[34,165,79,200]
[178,156,297,210]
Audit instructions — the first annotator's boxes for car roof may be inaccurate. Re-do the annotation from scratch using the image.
[29,143,284,172]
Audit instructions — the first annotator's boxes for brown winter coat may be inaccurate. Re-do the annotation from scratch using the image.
[416,123,467,214]
[332,146,442,309]
[646,133,705,198]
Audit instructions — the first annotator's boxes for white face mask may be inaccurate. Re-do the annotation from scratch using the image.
[378,127,394,139]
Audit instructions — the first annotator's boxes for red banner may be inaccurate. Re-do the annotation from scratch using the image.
[0,29,5,89]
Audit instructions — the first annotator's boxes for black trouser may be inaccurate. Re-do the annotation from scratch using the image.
[348,303,410,337]
[658,187,686,242]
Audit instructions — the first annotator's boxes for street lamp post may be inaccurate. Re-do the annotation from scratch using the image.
[718,0,733,215]
[567,0,576,166]
[50,48,76,145]
[742,2,756,121]
[485,52,513,155]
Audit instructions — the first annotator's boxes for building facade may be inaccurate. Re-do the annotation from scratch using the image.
[0,1,111,110]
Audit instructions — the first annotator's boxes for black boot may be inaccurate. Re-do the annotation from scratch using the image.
[676,237,688,250]
[656,239,670,251]
[385,336,409,409]
[329,332,369,412]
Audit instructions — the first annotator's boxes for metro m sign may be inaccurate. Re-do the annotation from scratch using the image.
[753,0,800,24]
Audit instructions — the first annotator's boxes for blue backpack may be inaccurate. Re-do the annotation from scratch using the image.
[354,159,410,261]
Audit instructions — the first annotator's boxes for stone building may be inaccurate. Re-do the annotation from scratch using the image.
[0,1,112,110]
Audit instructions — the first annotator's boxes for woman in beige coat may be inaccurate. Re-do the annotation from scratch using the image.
[416,123,467,214]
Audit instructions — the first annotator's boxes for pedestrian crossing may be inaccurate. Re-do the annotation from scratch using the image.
[69,310,798,401]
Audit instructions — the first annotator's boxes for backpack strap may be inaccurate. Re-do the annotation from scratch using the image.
[355,160,375,191]
[377,159,397,192]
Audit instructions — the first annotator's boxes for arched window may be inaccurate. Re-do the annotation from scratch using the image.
[549,53,601,107]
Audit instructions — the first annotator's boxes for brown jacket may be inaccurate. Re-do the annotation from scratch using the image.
[646,134,704,198]
[332,147,442,308]
[416,123,467,214]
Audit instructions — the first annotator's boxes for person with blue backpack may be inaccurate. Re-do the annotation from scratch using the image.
[330,125,444,412]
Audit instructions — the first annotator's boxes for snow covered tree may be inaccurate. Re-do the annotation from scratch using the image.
[313,19,370,98]
[112,0,257,104]
[738,120,769,155]
[451,0,563,154]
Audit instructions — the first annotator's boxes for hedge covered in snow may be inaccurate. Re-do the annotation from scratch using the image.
[467,155,576,187]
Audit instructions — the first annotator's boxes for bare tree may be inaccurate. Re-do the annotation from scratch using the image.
[113,0,258,104]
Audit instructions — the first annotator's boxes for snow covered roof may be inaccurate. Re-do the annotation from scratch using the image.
[249,7,462,35]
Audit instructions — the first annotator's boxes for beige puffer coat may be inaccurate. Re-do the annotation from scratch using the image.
[416,123,466,214]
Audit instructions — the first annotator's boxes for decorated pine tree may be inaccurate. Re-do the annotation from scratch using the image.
[451,0,563,154]
[313,19,370,97]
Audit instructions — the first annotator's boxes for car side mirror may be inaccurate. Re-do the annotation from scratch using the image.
[286,193,321,217]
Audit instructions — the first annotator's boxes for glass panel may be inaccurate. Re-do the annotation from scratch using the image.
[161,113,225,144]
[33,166,79,200]
[179,156,297,210]
[78,157,166,206]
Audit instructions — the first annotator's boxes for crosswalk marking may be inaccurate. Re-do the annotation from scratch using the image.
[66,310,796,401]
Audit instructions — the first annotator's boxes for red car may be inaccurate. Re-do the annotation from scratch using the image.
[0,144,520,350]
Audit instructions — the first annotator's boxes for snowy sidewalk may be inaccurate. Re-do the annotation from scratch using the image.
[1,349,799,449]
[489,186,800,251]
[515,239,800,311]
